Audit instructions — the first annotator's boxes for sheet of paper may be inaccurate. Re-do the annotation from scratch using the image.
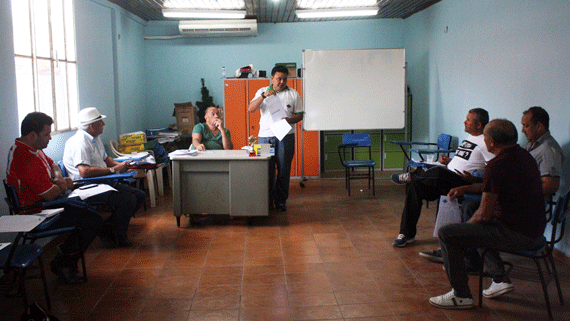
[269,119,292,141]
[433,195,462,237]
[36,208,64,218]
[68,184,118,200]
[264,95,288,123]
[0,243,10,251]
[0,215,45,232]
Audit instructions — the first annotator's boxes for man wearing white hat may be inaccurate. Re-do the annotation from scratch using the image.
[63,107,145,247]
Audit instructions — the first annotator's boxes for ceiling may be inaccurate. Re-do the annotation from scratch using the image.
[106,0,441,22]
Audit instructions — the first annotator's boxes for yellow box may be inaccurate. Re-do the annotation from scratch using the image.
[118,144,145,154]
[119,131,146,145]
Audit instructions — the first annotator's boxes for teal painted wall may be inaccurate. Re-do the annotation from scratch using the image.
[403,0,570,254]
[0,0,569,257]
[143,19,405,129]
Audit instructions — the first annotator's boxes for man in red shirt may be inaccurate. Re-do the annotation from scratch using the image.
[6,112,103,284]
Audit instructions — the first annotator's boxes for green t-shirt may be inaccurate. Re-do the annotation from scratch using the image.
[190,123,231,150]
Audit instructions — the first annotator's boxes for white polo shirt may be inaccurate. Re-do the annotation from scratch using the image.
[252,86,302,137]
[63,129,108,180]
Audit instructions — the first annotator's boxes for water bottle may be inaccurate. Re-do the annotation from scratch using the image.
[222,66,226,79]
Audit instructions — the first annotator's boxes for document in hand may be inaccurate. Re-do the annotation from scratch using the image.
[264,95,288,123]
[269,119,292,141]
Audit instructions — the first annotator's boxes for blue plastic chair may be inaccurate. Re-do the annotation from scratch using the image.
[337,133,376,196]
[477,189,569,321]
[391,133,455,170]
[0,239,50,311]
[3,179,92,282]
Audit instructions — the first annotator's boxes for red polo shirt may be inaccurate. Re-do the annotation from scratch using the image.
[6,140,55,208]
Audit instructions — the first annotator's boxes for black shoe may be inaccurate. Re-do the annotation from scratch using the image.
[99,225,117,248]
[275,203,287,211]
[50,260,83,284]
[117,235,133,247]
[419,249,443,263]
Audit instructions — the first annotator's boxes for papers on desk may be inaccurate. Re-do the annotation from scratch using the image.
[115,152,150,162]
[170,149,198,157]
[36,208,64,218]
[0,243,10,251]
[68,184,117,200]
[0,215,45,232]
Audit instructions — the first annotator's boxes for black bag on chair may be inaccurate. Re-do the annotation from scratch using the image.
[20,302,61,321]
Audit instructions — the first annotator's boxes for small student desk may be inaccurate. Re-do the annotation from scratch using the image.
[170,150,270,227]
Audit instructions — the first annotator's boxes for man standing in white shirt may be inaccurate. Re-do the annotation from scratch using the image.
[248,65,304,211]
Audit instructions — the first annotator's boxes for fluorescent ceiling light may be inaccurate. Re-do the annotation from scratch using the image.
[297,0,377,9]
[162,9,246,19]
[163,1,245,10]
[296,7,378,18]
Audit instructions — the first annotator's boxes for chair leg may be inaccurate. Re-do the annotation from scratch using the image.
[18,267,28,310]
[37,256,51,310]
[547,253,564,306]
[156,165,165,196]
[534,258,554,321]
[146,169,157,208]
[372,167,376,196]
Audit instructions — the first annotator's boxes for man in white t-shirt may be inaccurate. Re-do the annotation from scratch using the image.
[248,65,303,211]
[392,108,494,247]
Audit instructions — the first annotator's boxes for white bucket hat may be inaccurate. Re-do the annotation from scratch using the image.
[78,107,106,125]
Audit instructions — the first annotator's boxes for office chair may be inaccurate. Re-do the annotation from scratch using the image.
[337,133,376,196]
[478,189,569,321]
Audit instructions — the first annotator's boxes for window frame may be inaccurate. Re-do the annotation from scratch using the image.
[11,0,79,134]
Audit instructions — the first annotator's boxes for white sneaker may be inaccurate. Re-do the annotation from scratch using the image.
[483,281,514,298]
[429,290,474,309]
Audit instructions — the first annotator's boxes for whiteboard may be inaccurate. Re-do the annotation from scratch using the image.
[302,48,406,131]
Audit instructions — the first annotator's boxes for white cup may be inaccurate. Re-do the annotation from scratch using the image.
[426,155,435,163]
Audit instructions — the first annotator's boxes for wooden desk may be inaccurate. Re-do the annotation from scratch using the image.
[170,150,270,227]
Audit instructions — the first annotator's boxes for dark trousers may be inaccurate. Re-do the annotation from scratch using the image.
[259,134,295,205]
[89,183,145,236]
[50,204,104,267]
[399,166,468,238]
[439,221,545,298]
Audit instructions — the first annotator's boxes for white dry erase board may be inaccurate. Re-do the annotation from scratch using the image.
[302,48,406,131]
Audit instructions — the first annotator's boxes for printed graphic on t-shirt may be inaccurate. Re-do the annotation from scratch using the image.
[454,140,477,160]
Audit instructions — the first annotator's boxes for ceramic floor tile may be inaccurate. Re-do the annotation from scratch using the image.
[19,181,569,321]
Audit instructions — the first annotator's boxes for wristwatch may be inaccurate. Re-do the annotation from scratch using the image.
[261,92,266,99]
[109,167,115,174]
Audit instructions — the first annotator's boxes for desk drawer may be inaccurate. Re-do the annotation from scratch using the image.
[179,161,229,172]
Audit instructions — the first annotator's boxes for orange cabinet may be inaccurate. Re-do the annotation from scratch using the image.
[223,78,319,177]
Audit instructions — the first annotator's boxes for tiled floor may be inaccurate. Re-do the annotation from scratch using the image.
[1,178,569,320]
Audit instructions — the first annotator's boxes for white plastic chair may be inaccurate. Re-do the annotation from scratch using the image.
[109,139,168,208]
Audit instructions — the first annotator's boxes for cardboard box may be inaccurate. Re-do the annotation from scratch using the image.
[173,102,196,136]
[119,131,146,145]
[118,143,145,154]
[275,63,297,77]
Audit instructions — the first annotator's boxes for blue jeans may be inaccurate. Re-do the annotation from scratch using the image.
[89,183,146,236]
[259,134,295,205]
